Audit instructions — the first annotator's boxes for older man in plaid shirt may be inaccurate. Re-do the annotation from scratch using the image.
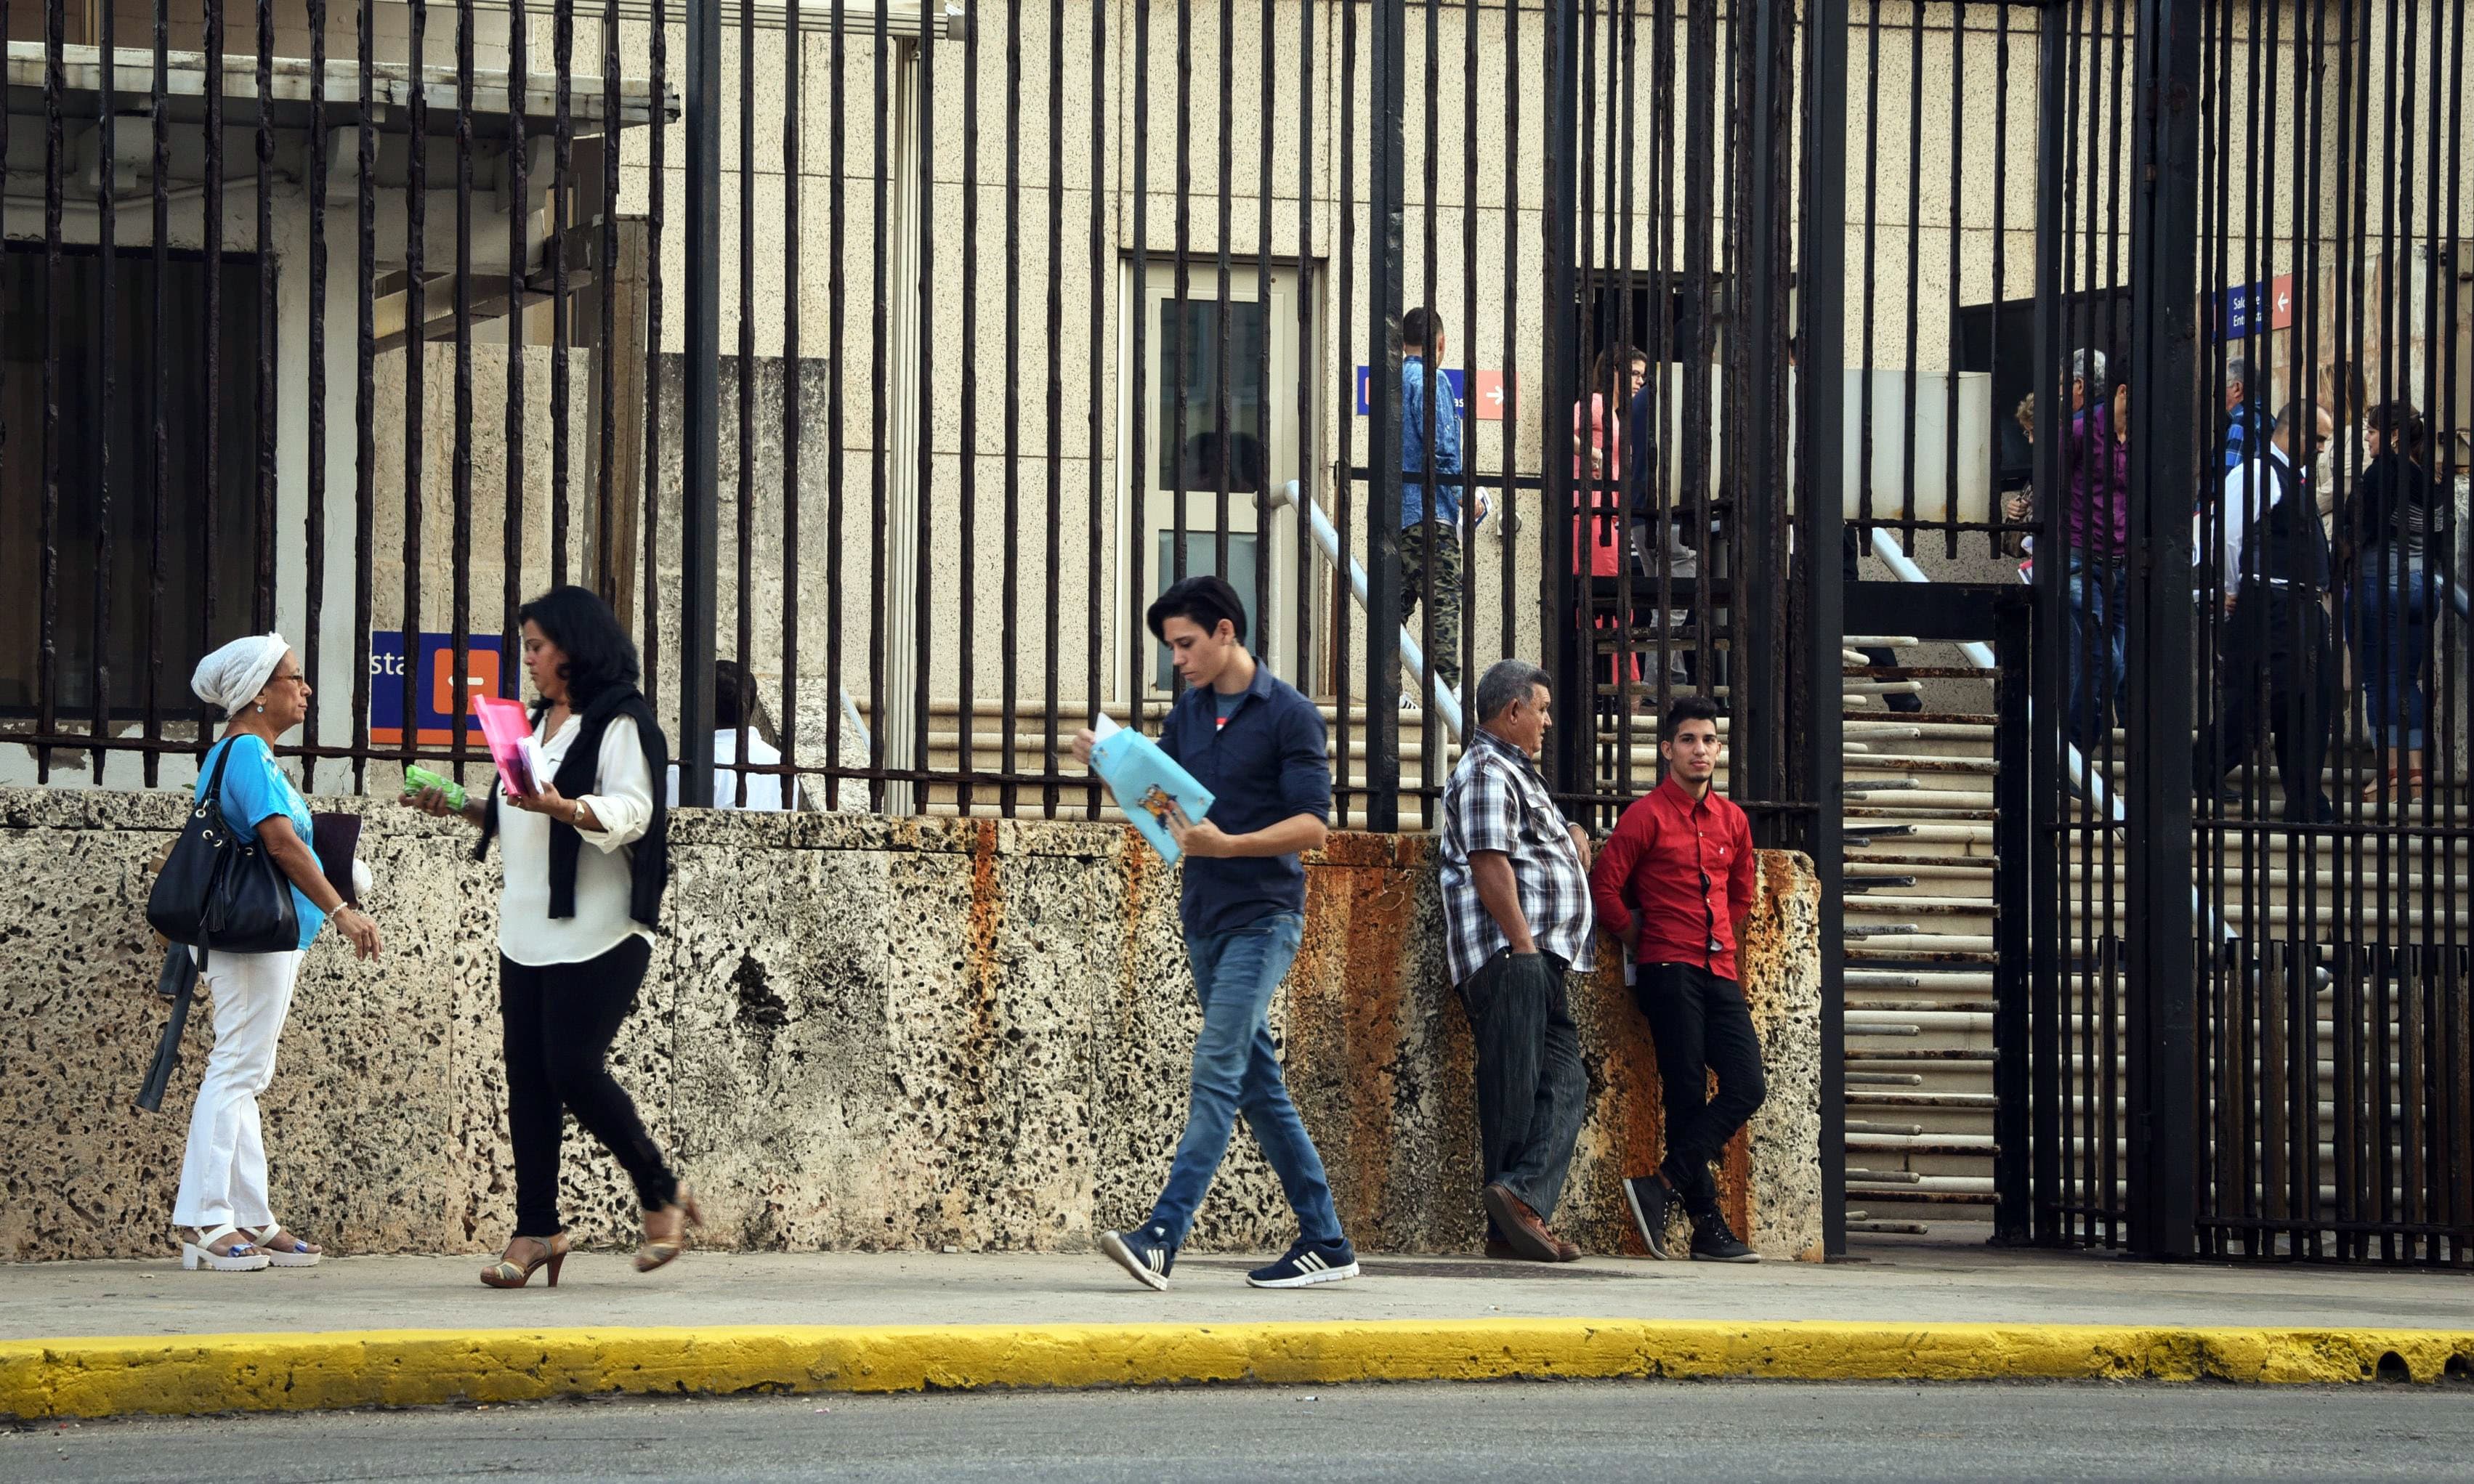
[1439,658,1597,1262]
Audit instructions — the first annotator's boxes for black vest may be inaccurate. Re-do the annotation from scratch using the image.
[2246,455,2329,589]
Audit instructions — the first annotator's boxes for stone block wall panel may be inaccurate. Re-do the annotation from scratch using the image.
[1,787,1821,1262]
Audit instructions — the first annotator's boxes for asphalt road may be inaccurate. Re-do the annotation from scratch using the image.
[12,1381,2473,1483]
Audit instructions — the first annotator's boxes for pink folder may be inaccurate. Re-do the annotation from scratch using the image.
[470,694,540,796]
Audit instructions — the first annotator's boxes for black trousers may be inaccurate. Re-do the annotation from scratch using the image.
[2198,585,2334,822]
[1458,950,1588,1224]
[1636,962,1767,1210]
[500,935,678,1236]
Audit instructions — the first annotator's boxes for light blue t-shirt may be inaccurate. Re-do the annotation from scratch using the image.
[194,734,326,952]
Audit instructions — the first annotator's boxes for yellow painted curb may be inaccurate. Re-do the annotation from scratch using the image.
[4,1319,2471,1419]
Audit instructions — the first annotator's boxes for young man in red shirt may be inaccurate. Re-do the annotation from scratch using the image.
[1587,695,1764,1262]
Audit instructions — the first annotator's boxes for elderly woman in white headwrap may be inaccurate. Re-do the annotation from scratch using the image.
[171,635,382,1273]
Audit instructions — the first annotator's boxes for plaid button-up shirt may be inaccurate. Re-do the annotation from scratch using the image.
[1438,728,1596,986]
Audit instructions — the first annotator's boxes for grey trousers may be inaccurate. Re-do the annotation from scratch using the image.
[1457,949,1588,1223]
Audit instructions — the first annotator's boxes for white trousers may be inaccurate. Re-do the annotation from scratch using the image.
[171,949,302,1230]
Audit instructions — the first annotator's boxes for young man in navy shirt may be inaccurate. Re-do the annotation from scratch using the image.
[1073,575,1359,1290]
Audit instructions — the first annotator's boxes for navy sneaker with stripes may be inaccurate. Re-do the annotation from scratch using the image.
[1246,1236,1359,1289]
[1099,1223,1179,1291]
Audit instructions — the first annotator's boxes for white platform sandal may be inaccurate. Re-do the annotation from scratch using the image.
[180,1224,270,1273]
[241,1223,323,1268]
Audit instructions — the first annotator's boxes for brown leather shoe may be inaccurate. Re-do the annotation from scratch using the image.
[1551,1236,1582,1262]
[1482,1183,1562,1262]
[1483,1236,1517,1260]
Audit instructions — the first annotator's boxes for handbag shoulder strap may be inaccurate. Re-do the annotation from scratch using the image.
[199,736,240,810]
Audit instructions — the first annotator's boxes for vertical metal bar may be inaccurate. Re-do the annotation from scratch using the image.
[1735,0,1787,822]
[90,0,119,784]
[1542,0,1581,795]
[1011,0,1030,817]
[1497,0,1518,664]
[1335,0,1354,819]
[302,0,332,792]
[642,0,668,706]
[1801,0,1851,1260]
[453,0,478,782]
[1366,0,1406,830]
[1032,0,1059,816]
[915,0,938,800]
[736,0,758,810]
[1255,0,1274,669]
[679,0,724,805]
[354,0,377,793]
[827,0,846,811]
[403,0,429,771]
[142,0,169,787]
[1677,0,1714,713]
[1941,0,1963,563]
[203,0,226,751]
[507,0,530,720]
[2124,0,2202,1260]
[1173,0,1192,612]
[33,0,61,786]
[1085,0,1107,817]
[1214,0,1234,593]
[1419,0,1439,824]
[783,0,804,798]
[869,0,890,811]
[552,0,576,583]
[1295,0,1316,702]
[958,0,983,819]
[599,0,624,603]
[2028,0,2069,1245]
[254,0,276,634]
[1131,0,1151,734]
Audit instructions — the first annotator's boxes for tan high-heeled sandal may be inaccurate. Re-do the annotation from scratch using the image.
[480,1232,570,1289]
[634,1188,706,1273]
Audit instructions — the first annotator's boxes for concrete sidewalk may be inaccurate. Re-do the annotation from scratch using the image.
[5,1236,2469,1339]
[5,1238,2471,1419]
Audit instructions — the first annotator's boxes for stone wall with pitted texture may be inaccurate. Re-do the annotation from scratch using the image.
[0,788,1822,1262]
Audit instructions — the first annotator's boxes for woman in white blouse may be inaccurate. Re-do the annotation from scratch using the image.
[404,585,697,1287]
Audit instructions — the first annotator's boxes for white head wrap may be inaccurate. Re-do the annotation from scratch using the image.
[191,633,292,718]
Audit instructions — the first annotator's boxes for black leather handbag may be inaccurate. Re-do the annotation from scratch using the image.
[145,739,300,962]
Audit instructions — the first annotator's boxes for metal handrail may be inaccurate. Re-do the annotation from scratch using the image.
[1274,480,1467,742]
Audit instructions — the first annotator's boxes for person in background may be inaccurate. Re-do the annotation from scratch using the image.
[1075,576,1359,1292]
[2061,352,2130,756]
[2219,354,2276,471]
[2002,392,2037,582]
[1438,660,1596,1263]
[2196,402,2335,822]
[405,585,696,1287]
[1588,695,1763,1264]
[2315,358,2369,540]
[666,659,803,811]
[174,635,383,1273]
[1573,344,1646,578]
[2341,400,2448,800]
[1577,345,1651,703]
[1399,307,1484,704]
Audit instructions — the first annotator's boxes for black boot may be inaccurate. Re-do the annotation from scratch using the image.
[1688,1205,1758,1263]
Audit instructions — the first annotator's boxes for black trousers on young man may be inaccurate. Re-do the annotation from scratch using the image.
[1636,962,1768,1207]
[1458,949,1588,1225]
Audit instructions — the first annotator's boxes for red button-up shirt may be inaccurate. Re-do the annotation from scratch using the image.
[1588,775,1758,979]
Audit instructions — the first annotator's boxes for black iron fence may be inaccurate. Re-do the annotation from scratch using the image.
[4,0,2467,1263]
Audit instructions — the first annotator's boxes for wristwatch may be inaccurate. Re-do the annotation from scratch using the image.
[571,800,586,826]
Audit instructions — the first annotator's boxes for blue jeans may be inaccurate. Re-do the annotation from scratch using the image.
[2067,551,2128,755]
[2350,563,2433,749]
[1148,912,1343,1246]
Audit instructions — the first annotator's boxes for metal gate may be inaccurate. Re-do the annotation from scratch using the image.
[4,0,2465,1263]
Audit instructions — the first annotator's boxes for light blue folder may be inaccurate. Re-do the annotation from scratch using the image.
[1088,714,1216,865]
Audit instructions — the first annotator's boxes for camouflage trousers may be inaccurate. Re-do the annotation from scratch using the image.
[1399,521,1466,694]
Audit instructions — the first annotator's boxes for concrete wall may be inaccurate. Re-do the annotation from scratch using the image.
[0,785,1822,1262]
